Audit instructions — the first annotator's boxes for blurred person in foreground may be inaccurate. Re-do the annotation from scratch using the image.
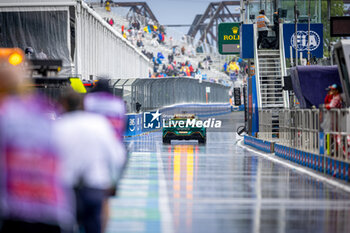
[55,89,126,233]
[0,48,75,233]
[84,79,126,140]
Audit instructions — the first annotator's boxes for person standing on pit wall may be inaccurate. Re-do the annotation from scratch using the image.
[256,10,270,49]
[0,48,75,233]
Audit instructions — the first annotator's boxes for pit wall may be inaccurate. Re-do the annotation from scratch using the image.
[244,135,350,182]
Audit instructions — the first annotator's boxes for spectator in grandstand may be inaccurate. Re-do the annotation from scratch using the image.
[153,60,159,73]
[196,45,204,53]
[157,52,164,64]
[256,9,270,49]
[169,36,174,47]
[0,48,75,233]
[203,57,210,70]
[228,59,240,74]
[56,88,126,233]
[198,61,204,69]
[158,32,165,44]
[189,63,194,76]
[206,56,213,64]
[223,62,228,74]
[151,37,159,47]
[181,46,185,55]
[136,39,144,48]
[168,53,174,64]
[188,45,196,57]
[108,18,114,26]
[132,20,140,30]
[159,25,165,34]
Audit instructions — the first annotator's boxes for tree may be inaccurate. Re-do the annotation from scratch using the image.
[321,0,344,57]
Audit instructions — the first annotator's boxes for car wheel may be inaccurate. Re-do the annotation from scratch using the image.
[199,137,206,144]
[163,138,170,144]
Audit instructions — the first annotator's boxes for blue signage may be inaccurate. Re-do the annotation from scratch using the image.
[319,132,325,155]
[125,114,143,136]
[241,23,323,59]
[283,23,323,58]
[230,72,237,81]
[241,24,254,59]
[143,110,162,129]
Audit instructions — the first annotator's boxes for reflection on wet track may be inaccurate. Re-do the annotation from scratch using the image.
[107,113,350,233]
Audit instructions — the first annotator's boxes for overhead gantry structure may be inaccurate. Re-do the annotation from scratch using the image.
[187,1,240,46]
[90,1,158,24]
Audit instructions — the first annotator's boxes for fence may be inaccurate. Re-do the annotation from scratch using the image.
[112,77,230,112]
[321,108,350,163]
[259,108,350,163]
[258,109,279,141]
[278,109,320,154]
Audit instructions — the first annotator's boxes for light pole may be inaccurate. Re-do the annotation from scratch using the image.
[307,0,311,65]
[294,0,298,66]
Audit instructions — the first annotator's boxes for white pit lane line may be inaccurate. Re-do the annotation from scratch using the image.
[237,138,350,193]
[156,142,174,233]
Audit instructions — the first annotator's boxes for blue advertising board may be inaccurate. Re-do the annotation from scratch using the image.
[247,75,259,136]
[125,114,143,136]
[241,24,254,59]
[319,132,325,155]
[283,23,323,58]
[241,23,323,59]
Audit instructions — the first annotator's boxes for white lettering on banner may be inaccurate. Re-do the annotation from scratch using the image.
[129,118,136,132]
[290,30,320,51]
[163,118,222,128]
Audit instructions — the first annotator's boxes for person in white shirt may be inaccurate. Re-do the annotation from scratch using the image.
[55,89,126,233]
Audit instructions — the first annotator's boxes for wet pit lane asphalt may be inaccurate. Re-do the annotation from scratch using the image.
[106,112,350,233]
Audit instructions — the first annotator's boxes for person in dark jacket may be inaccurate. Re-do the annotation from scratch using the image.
[273,11,280,49]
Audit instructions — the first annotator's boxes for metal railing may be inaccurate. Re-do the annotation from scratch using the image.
[264,108,350,162]
[253,23,262,108]
[112,77,230,113]
[321,108,350,163]
[279,109,320,154]
[258,110,273,140]
[279,23,289,108]
[259,109,280,141]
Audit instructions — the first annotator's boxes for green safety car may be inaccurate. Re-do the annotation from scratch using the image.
[162,114,206,144]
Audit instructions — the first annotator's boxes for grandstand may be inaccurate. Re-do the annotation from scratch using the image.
[89,2,235,85]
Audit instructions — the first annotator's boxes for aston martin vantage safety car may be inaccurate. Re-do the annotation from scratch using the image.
[162,114,206,144]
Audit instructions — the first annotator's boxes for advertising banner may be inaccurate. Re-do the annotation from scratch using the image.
[283,23,323,58]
